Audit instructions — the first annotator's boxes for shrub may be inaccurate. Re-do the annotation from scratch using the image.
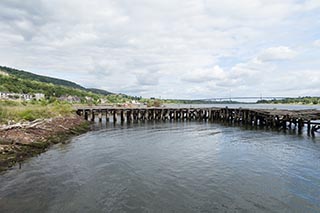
[19,110,37,121]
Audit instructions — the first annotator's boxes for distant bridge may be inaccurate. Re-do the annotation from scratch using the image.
[201,96,293,101]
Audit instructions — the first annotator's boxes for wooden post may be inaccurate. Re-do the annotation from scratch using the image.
[120,110,125,123]
[274,116,279,128]
[282,118,287,130]
[106,110,109,122]
[113,110,117,123]
[293,119,297,129]
[146,109,149,120]
[91,110,95,122]
[253,112,258,126]
[131,110,134,121]
[140,110,145,120]
[244,110,249,124]
[311,125,317,136]
[288,118,292,129]
[159,110,162,120]
[84,110,89,121]
[185,110,189,120]
[126,110,131,122]
[298,118,303,133]
[98,111,102,122]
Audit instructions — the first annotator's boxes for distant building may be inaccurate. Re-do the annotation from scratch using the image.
[34,93,45,100]
[0,92,7,99]
[58,95,81,103]
[0,92,32,101]
[0,70,9,76]
[100,98,109,104]
[20,93,32,100]
[85,96,93,101]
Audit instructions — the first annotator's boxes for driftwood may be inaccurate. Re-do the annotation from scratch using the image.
[0,119,49,131]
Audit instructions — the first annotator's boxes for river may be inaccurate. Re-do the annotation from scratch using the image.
[0,104,320,212]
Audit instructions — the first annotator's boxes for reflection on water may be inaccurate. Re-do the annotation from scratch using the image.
[0,120,320,213]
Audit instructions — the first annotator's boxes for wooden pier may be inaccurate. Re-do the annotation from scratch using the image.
[76,107,320,136]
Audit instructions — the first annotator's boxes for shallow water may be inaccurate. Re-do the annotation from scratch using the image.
[1,121,320,212]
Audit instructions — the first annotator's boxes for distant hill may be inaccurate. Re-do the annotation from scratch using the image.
[86,88,112,95]
[0,66,85,90]
[0,66,112,95]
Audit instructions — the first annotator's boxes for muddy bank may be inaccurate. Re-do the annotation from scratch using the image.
[0,116,90,172]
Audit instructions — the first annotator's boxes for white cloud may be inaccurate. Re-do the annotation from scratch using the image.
[135,70,160,86]
[314,40,320,47]
[257,46,297,62]
[302,0,320,10]
[182,66,227,83]
[0,0,319,98]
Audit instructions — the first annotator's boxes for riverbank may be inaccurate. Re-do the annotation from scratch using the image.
[0,116,90,172]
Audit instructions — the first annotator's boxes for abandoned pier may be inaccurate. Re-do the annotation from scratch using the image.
[76,107,320,136]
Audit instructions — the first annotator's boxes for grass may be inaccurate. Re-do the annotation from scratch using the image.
[0,100,74,124]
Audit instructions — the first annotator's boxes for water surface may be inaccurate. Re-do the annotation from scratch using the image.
[1,121,320,212]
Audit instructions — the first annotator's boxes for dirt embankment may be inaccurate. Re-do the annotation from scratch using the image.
[0,116,90,172]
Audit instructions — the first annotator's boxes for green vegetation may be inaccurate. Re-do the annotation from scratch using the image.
[257,97,320,105]
[146,99,163,107]
[0,65,113,101]
[0,66,85,89]
[86,88,112,95]
[0,100,74,124]
[0,66,139,105]
[103,94,134,104]
[0,74,100,101]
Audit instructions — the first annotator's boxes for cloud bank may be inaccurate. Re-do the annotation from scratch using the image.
[0,0,320,98]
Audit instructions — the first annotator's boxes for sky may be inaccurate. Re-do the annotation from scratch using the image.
[0,0,320,99]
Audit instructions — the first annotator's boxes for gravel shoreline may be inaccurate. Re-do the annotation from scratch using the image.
[0,116,90,172]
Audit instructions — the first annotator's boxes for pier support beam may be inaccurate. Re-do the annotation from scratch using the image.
[91,110,95,122]
[98,111,102,122]
[113,110,117,123]
[106,110,109,122]
[84,110,89,121]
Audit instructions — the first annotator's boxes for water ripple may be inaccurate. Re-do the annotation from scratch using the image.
[1,122,320,212]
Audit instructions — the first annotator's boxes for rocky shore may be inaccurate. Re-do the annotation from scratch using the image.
[0,116,90,172]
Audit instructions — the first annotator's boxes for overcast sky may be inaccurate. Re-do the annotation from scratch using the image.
[0,0,320,99]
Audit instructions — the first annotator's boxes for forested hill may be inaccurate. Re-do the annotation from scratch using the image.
[0,66,85,90]
[0,66,112,95]
[86,88,113,95]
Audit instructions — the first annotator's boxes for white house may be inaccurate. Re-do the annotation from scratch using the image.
[0,92,36,101]
[34,93,45,100]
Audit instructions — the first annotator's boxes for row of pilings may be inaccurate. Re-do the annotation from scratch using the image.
[76,107,320,135]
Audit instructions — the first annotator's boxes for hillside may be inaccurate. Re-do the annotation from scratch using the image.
[0,66,112,96]
[0,73,99,100]
[86,88,112,95]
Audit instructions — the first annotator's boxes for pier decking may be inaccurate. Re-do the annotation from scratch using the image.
[76,107,320,136]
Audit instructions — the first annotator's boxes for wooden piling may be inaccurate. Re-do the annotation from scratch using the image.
[91,110,95,122]
[98,111,102,122]
[113,110,117,123]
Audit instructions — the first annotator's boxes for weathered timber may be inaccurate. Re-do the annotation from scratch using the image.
[76,106,320,136]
